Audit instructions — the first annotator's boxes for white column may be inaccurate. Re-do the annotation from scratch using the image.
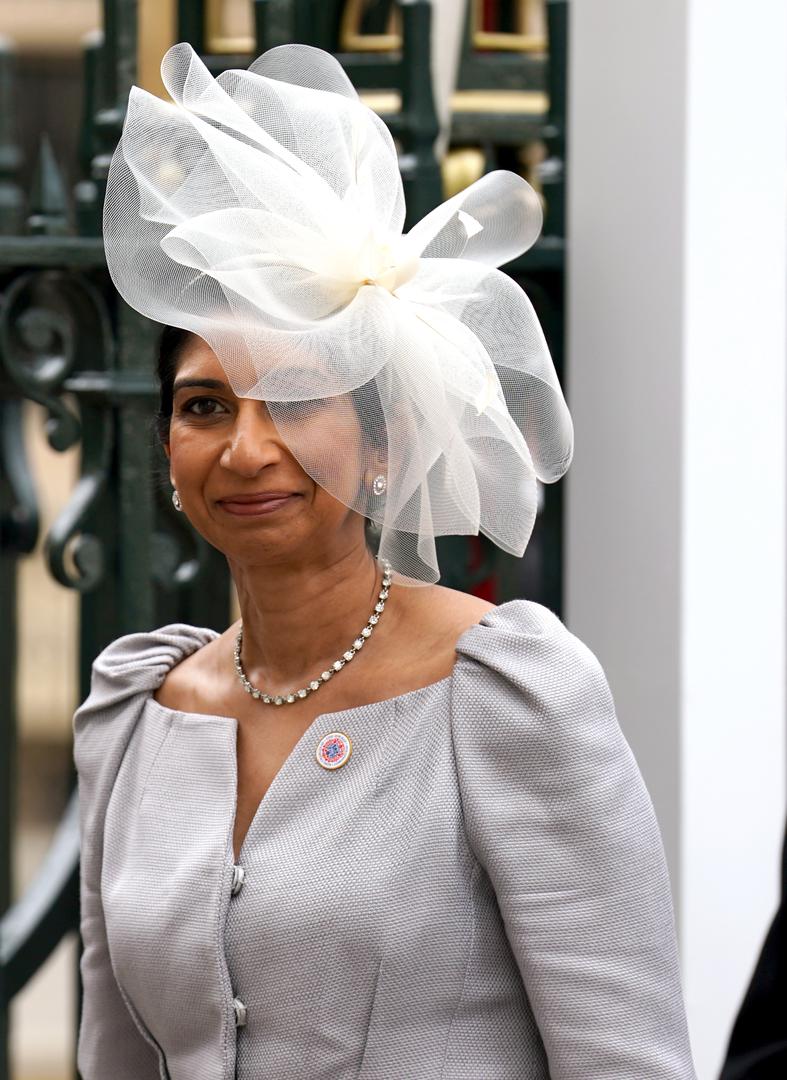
[566,2,787,1077]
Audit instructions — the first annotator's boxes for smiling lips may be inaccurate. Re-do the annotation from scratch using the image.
[217,492,300,516]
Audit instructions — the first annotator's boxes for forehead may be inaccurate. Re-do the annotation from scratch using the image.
[174,335,226,380]
[172,337,351,407]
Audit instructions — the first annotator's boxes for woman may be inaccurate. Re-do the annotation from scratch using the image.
[74,42,696,1078]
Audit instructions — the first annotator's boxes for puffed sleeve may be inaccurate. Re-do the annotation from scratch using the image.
[73,624,215,1080]
[451,600,696,1079]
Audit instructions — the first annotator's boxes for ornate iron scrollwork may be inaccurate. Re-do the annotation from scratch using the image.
[0,400,39,556]
[0,270,112,448]
[0,269,114,591]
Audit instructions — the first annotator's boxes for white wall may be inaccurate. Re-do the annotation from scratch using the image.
[567,2,787,1076]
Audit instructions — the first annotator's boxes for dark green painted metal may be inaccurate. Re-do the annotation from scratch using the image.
[254,0,294,51]
[0,40,24,237]
[450,108,547,147]
[398,0,442,225]
[532,2,568,614]
[0,237,106,266]
[457,0,548,93]
[178,0,205,53]
[116,304,157,632]
[254,0,341,52]
[29,137,71,237]
[0,397,39,1080]
[498,0,519,34]
[513,270,566,613]
[0,796,80,1002]
[292,0,341,49]
[542,0,567,239]
[449,0,553,153]
[89,0,135,220]
[75,32,105,237]
[0,45,42,1065]
[358,0,391,36]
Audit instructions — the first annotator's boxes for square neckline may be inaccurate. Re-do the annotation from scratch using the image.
[141,599,509,862]
[145,661,461,864]
[147,665,455,729]
[145,595,507,728]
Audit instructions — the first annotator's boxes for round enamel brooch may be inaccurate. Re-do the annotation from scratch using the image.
[316,731,352,770]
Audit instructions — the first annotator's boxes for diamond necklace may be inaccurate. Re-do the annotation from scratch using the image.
[233,560,393,706]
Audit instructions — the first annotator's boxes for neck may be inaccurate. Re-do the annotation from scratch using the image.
[229,542,388,693]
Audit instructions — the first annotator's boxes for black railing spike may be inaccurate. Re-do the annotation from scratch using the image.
[28,135,70,237]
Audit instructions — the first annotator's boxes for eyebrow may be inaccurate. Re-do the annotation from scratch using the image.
[172,377,229,395]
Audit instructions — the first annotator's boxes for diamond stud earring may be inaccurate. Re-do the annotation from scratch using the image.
[372,474,387,496]
[172,489,182,511]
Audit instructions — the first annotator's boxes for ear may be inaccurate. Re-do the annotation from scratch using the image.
[363,447,388,491]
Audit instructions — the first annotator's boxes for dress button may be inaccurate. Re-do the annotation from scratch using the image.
[233,997,247,1028]
[231,864,245,896]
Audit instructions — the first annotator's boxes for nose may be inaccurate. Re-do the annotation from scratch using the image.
[219,401,287,478]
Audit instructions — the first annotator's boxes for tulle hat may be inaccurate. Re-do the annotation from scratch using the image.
[103,42,573,584]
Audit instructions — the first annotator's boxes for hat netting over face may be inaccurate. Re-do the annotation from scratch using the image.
[103,41,573,584]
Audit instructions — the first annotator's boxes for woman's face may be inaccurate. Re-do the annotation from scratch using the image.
[164,336,379,569]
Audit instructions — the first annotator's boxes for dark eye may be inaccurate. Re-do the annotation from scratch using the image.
[181,396,227,417]
[270,399,328,424]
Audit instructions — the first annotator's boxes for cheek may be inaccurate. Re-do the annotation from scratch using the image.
[276,414,368,503]
[167,428,221,490]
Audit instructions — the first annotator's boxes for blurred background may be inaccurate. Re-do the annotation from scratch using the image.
[0,2,785,1078]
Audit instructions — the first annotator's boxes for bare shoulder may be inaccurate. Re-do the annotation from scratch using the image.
[396,584,495,645]
[153,624,237,712]
[372,584,494,688]
[431,584,496,627]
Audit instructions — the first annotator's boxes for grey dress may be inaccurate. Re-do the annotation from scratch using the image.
[73,599,696,1080]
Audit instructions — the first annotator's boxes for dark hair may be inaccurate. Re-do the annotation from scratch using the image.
[155,325,193,444]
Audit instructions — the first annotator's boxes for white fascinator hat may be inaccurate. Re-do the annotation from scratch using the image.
[103,42,573,585]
